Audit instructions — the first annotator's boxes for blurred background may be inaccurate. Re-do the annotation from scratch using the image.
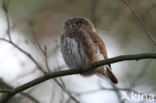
[0,0,156,103]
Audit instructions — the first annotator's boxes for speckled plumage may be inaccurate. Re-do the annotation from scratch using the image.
[61,17,118,83]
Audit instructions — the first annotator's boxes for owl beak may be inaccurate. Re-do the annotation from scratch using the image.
[69,24,72,30]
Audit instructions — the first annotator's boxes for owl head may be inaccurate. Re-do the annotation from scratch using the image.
[64,17,96,32]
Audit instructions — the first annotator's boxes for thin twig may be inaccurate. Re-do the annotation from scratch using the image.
[76,87,156,100]
[75,88,132,95]
[0,38,45,73]
[111,83,124,103]
[34,40,80,103]
[54,79,80,103]
[0,78,40,103]
[1,0,79,102]
[43,46,51,72]
[2,0,12,41]
[123,0,156,46]
[90,0,98,26]
[59,78,66,88]
[20,92,40,103]
[32,35,51,73]
[130,60,151,88]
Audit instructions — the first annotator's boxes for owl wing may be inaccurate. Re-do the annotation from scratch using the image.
[72,30,96,64]
[88,31,111,68]
[88,31,118,83]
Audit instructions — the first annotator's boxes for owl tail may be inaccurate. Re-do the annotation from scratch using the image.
[106,66,118,84]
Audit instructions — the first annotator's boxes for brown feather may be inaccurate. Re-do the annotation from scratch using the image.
[61,17,118,83]
[64,29,96,65]
[87,31,112,69]
[87,31,118,83]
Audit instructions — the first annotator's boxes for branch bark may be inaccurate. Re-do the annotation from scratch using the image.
[0,53,156,103]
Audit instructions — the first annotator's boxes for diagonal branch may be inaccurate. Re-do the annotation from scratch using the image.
[123,0,156,46]
[76,87,156,100]
[0,78,40,103]
[111,83,124,103]
[0,53,156,103]
[33,39,80,103]
[2,0,12,41]
[0,36,80,103]
[0,90,10,93]
[0,38,45,73]
[54,79,80,103]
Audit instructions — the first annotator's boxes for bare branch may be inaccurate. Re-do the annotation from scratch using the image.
[0,78,40,103]
[1,1,79,102]
[76,87,132,95]
[111,83,124,103]
[123,0,156,46]
[33,39,80,103]
[0,89,11,93]
[2,0,12,41]
[0,53,155,103]
[20,92,40,103]
[76,87,156,100]
[54,79,80,103]
[0,38,45,73]
[90,0,98,26]
[130,60,151,87]
[43,46,51,72]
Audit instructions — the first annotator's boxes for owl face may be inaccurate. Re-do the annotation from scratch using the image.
[64,17,96,32]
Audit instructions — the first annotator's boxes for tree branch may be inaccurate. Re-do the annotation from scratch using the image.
[0,37,80,103]
[54,79,80,103]
[0,38,45,73]
[33,39,80,103]
[0,89,11,93]
[75,87,156,100]
[2,0,12,41]
[0,53,155,103]
[123,0,156,46]
[0,78,40,103]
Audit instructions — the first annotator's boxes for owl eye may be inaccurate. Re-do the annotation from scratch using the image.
[78,23,81,26]
[66,23,69,26]
[75,22,81,26]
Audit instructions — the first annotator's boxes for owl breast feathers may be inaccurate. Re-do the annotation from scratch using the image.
[61,29,101,69]
[61,17,118,83]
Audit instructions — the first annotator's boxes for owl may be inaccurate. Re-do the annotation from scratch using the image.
[61,17,118,83]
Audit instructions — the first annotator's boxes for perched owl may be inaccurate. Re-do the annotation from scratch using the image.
[61,17,118,83]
